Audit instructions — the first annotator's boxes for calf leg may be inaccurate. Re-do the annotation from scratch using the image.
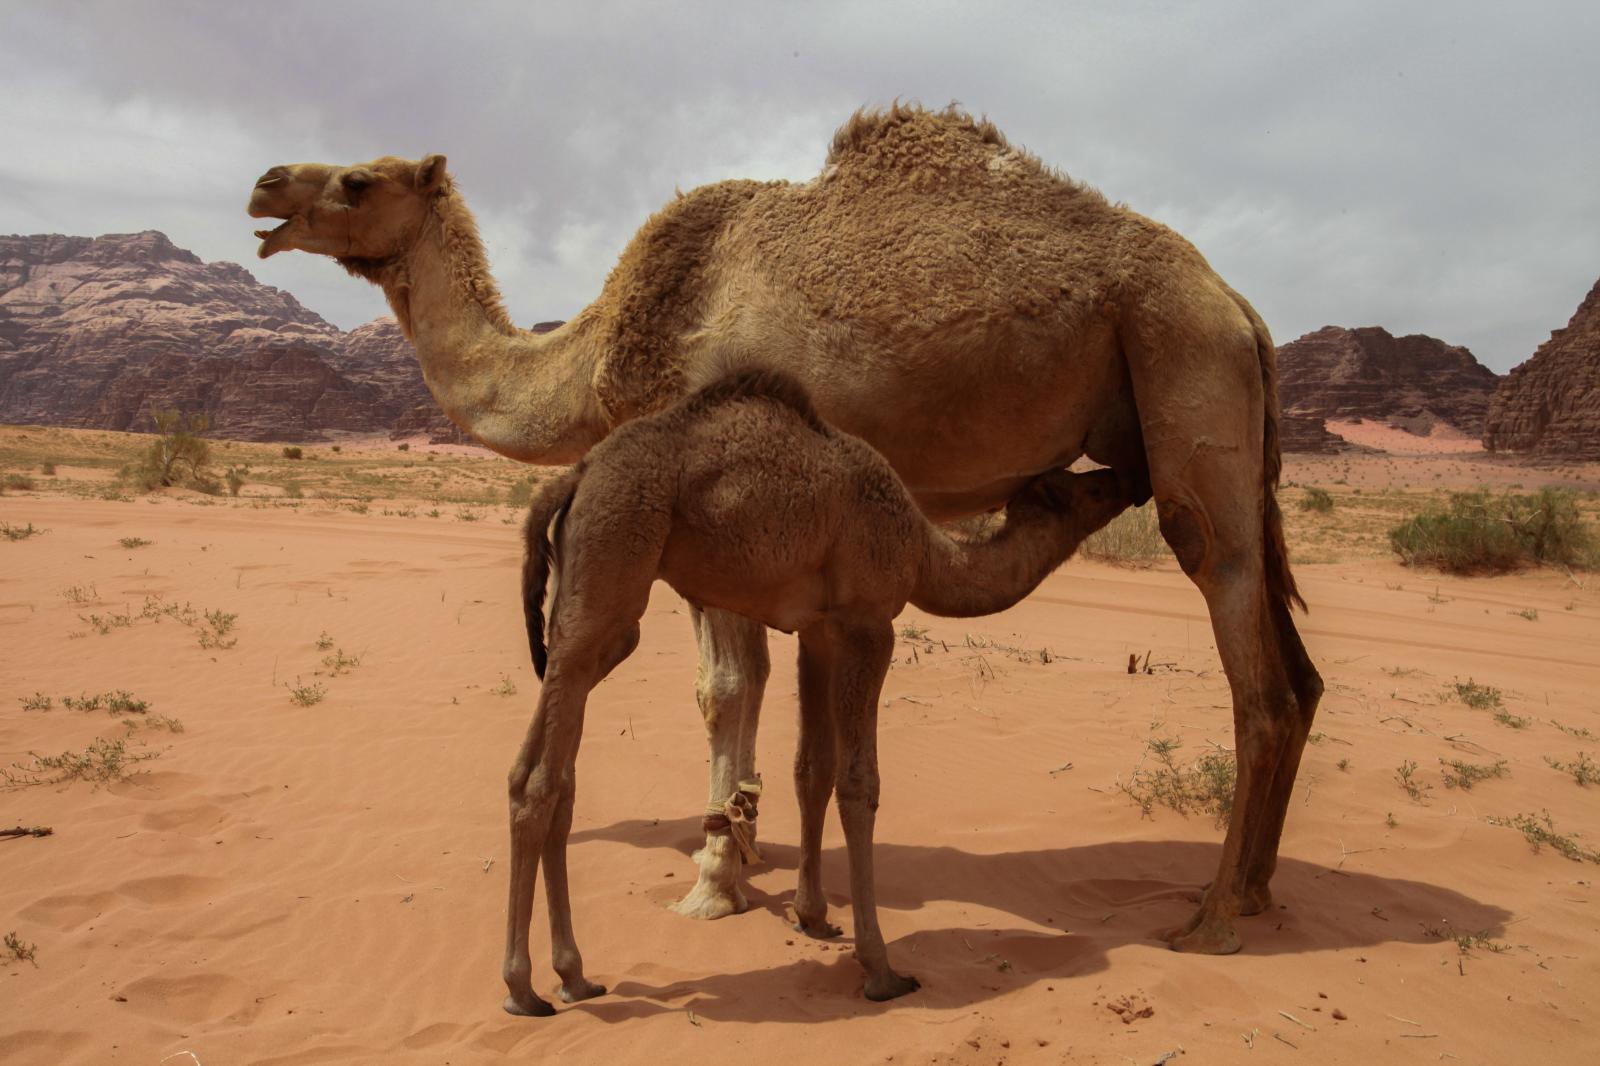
[502,659,594,1017]
[504,556,649,1016]
[830,618,918,1001]
[792,624,840,938]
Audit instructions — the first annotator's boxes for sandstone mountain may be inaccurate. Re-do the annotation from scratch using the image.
[1483,279,1600,461]
[1275,325,1500,440]
[0,231,475,443]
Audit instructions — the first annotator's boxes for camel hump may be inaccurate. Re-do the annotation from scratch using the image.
[825,103,1012,167]
[682,366,829,435]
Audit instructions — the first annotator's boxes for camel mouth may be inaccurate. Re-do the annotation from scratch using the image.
[253,218,296,259]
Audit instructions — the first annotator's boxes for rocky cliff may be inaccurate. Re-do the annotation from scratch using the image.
[0,231,405,441]
[1275,326,1500,438]
[1482,279,1600,461]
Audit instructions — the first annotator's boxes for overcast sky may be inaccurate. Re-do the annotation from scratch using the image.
[3,1,1596,372]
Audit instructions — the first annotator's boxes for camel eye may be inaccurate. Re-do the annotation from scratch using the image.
[342,171,375,195]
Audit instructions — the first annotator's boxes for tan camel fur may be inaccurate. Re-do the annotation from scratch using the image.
[248,104,1323,954]
[501,369,1131,1014]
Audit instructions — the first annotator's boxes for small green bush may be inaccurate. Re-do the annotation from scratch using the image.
[1390,489,1597,573]
[282,446,303,460]
[135,407,212,490]
[397,442,410,452]
[3,473,35,491]
[1085,503,1167,565]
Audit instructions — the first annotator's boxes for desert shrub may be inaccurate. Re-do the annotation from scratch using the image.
[1,521,45,541]
[1085,503,1167,565]
[397,442,410,452]
[40,462,56,476]
[1299,486,1334,513]
[134,407,213,489]
[1118,736,1236,826]
[282,446,303,460]
[331,445,341,453]
[225,466,246,496]
[3,473,35,491]
[2,736,159,788]
[1390,489,1597,574]
[283,481,304,499]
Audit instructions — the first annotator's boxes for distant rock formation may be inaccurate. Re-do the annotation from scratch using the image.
[1483,279,1600,461]
[1275,326,1500,440]
[0,230,564,445]
[0,231,383,440]
[1278,412,1351,455]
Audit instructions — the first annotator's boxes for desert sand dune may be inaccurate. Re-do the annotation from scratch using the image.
[2,482,1598,1064]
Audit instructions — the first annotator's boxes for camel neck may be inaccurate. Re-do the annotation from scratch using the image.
[909,510,1082,618]
[378,192,608,464]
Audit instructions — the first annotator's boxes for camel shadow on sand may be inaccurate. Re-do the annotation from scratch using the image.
[555,815,1514,1025]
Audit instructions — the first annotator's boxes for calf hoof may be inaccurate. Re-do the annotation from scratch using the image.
[864,971,921,1002]
[559,979,607,1004]
[503,992,557,1017]
[794,919,843,940]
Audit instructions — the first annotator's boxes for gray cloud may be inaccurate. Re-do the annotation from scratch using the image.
[2,0,1595,369]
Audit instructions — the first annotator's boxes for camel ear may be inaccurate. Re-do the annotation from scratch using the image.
[416,154,448,193]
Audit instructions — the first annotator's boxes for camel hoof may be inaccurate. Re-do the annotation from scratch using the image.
[794,919,843,940]
[502,992,557,1017]
[671,884,748,921]
[558,980,607,1004]
[864,971,921,1002]
[1167,924,1242,955]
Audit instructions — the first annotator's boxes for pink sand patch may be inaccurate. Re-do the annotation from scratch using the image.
[1325,419,1484,455]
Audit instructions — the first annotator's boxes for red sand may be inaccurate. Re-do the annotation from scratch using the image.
[3,493,1597,1064]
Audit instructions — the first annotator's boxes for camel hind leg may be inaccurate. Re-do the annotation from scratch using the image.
[1121,280,1320,951]
[503,550,651,1016]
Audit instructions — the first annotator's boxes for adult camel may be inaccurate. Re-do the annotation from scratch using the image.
[246,104,1322,955]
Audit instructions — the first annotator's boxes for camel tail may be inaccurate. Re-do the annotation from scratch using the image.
[521,470,581,680]
[1237,294,1307,614]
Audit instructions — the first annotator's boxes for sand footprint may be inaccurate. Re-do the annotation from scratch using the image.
[119,972,256,1025]
[19,890,119,932]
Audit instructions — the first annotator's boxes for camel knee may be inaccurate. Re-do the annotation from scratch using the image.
[833,767,881,812]
[696,666,762,730]
[508,763,568,811]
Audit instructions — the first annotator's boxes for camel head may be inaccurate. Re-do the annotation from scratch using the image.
[1008,467,1131,531]
[247,154,448,263]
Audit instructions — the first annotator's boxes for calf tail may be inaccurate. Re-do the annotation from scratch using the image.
[521,470,580,680]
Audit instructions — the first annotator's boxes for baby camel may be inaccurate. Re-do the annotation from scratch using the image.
[503,369,1130,1016]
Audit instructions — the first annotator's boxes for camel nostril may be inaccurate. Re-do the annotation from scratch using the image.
[254,169,287,189]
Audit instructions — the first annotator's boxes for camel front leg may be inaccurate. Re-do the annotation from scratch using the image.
[673,606,769,920]
[830,618,918,1001]
[792,625,840,938]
